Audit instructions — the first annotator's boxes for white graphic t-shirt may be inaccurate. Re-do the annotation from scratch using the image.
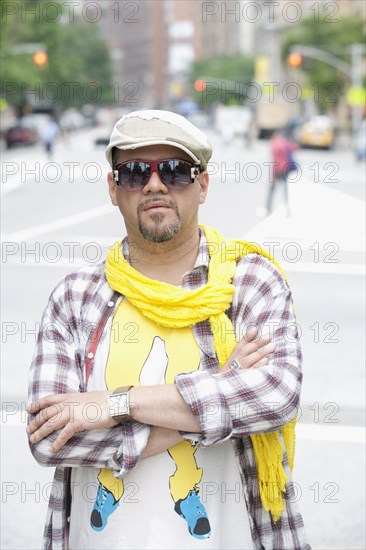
[69,298,254,550]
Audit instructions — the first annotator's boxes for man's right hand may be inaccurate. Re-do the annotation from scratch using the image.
[222,327,274,372]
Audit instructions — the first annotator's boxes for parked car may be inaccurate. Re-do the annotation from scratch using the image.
[4,120,39,149]
[298,115,335,149]
[95,125,114,147]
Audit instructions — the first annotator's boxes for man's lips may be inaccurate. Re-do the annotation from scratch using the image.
[142,202,172,211]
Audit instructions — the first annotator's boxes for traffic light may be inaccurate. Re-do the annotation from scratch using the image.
[194,79,206,92]
[287,53,302,68]
[33,51,48,66]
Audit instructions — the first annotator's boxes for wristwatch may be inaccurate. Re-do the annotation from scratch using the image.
[108,386,134,424]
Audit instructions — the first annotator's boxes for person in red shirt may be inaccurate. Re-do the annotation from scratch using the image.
[266,130,299,216]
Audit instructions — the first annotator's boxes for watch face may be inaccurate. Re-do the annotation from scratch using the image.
[109,393,128,417]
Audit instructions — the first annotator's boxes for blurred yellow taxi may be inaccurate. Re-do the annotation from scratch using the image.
[299,115,335,149]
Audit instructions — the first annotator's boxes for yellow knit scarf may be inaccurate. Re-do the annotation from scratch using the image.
[105,224,296,521]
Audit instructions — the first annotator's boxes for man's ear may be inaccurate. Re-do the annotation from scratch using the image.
[198,171,209,204]
[107,171,118,206]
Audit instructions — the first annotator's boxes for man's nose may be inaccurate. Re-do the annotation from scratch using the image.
[142,169,168,194]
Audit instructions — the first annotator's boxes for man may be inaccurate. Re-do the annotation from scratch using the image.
[28,110,310,549]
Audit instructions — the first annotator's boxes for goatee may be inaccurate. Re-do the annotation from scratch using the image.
[137,202,181,243]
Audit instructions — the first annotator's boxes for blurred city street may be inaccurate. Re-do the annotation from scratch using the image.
[1,126,365,549]
[1,0,366,547]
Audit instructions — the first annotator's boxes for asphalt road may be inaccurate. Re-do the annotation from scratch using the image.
[1,127,365,549]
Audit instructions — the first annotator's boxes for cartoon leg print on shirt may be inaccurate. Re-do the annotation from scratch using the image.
[169,441,211,539]
[90,299,211,539]
[91,468,122,531]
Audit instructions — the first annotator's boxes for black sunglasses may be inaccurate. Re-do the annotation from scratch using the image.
[113,159,200,191]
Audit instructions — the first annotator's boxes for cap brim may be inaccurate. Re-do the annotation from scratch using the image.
[106,139,201,167]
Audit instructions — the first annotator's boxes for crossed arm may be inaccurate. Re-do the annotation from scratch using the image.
[27,259,302,473]
[27,327,273,456]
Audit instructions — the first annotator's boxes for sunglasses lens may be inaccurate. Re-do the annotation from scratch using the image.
[116,160,195,189]
[158,160,191,188]
[117,162,149,189]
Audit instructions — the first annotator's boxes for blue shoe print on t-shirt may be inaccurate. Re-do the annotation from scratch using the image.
[90,483,120,531]
[174,489,211,539]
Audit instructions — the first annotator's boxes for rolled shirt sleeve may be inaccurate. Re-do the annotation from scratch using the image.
[175,254,302,446]
[28,272,150,476]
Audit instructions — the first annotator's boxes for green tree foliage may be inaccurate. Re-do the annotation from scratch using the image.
[282,14,365,112]
[0,0,114,112]
[190,54,254,106]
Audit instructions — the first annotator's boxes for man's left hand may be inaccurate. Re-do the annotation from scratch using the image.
[27,391,114,453]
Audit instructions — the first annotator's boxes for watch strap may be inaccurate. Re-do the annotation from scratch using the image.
[113,385,133,395]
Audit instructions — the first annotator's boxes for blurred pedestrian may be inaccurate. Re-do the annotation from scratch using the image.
[27,110,310,550]
[40,115,60,158]
[245,116,257,149]
[354,118,366,162]
[265,129,299,217]
[221,122,234,145]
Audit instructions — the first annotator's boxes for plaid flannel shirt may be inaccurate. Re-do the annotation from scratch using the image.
[28,231,311,550]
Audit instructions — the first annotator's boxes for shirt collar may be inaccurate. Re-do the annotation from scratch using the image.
[193,227,210,269]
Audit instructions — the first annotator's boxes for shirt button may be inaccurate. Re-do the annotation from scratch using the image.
[87,352,94,359]
[108,301,114,307]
